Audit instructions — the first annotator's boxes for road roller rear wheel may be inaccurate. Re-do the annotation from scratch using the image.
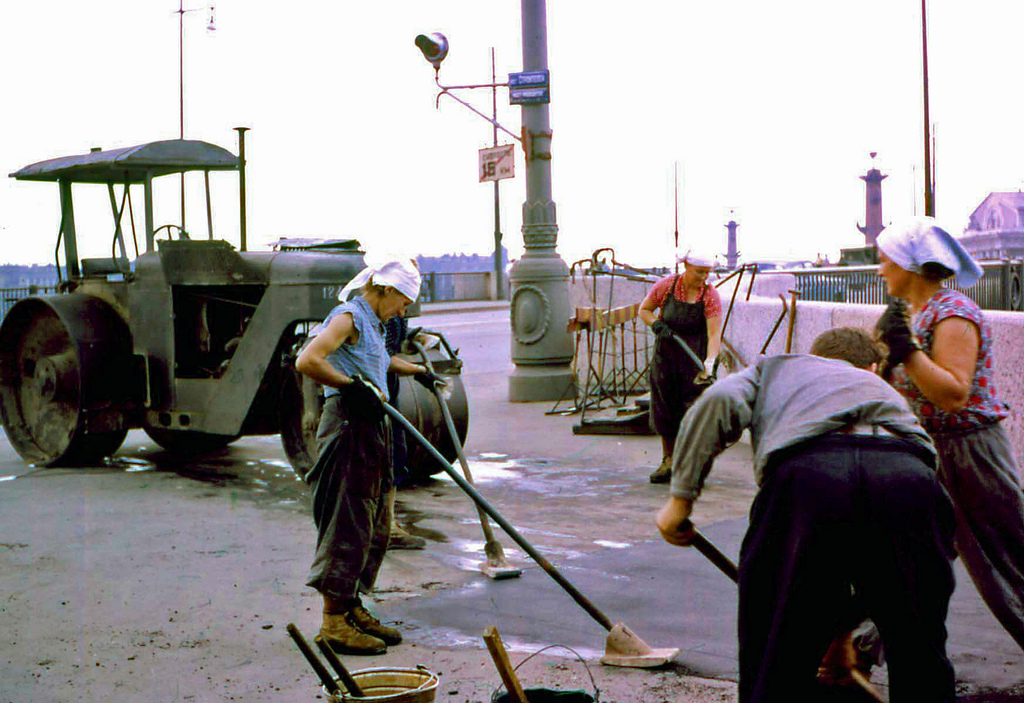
[279,361,322,477]
[0,303,127,465]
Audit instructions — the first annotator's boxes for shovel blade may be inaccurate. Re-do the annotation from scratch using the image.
[601,622,679,668]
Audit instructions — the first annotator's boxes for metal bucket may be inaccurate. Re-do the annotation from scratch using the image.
[325,666,439,703]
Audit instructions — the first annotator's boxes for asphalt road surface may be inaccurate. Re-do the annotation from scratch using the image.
[1,306,1021,702]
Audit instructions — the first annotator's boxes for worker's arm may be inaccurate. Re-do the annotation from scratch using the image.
[656,365,760,546]
[295,313,358,390]
[389,356,426,376]
[901,316,978,413]
[638,296,659,327]
[705,312,723,366]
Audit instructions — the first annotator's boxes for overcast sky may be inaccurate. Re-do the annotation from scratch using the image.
[3,1,1023,268]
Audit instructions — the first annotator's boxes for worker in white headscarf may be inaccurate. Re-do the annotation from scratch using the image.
[295,258,441,655]
[640,246,723,483]
[875,216,1024,653]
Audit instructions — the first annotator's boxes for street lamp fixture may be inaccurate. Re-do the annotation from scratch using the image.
[414,32,448,71]
[414,33,522,301]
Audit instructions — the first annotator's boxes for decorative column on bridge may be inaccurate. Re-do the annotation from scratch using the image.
[725,220,740,269]
[507,0,575,402]
[857,152,888,247]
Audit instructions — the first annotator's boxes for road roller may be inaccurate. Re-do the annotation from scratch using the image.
[1,133,465,478]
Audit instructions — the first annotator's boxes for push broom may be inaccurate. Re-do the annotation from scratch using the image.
[383,402,678,668]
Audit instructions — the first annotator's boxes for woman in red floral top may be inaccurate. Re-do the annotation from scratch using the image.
[875,217,1024,652]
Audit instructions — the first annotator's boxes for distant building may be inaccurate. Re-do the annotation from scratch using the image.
[960,192,1024,260]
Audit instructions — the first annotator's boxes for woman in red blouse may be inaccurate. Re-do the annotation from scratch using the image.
[639,248,723,483]
[875,217,1024,652]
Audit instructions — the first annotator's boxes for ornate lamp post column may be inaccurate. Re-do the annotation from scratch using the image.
[507,0,574,401]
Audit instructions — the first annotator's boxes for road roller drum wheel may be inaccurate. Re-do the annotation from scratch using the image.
[0,296,130,466]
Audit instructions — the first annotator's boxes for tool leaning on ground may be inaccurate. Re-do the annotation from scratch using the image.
[671,521,885,703]
[409,335,521,580]
[364,374,678,668]
[668,329,717,385]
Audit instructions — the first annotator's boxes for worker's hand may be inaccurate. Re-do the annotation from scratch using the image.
[413,368,446,391]
[875,299,921,368]
[703,357,716,377]
[651,320,672,338]
[348,373,387,417]
[656,497,696,547]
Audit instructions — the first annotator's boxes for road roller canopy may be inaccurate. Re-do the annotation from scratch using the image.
[9,140,238,184]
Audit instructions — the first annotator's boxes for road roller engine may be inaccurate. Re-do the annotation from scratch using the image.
[0,134,466,478]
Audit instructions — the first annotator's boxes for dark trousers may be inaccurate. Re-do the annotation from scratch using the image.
[305,395,392,602]
[738,434,956,703]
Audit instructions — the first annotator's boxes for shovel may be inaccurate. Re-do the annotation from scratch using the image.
[668,330,714,385]
[383,402,679,668]
[410,338,521,580]
[675,521,884,703]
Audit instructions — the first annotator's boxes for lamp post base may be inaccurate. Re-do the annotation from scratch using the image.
[508,363,576,403]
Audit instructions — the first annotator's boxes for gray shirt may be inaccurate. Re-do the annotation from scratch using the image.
[670,354,936,501]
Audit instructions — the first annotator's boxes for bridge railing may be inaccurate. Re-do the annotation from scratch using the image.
[777,259,1023,311]
[0,285,59,321]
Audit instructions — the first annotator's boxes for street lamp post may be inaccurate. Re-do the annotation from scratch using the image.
[175,1,216,234]
[507,0,574,401]
[414,5,574,401]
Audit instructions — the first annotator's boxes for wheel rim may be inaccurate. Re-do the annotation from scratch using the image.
[3,308,81,462]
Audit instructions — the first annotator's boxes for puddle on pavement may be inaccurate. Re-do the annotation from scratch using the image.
[435,459,518,483]
[593,540,630,549]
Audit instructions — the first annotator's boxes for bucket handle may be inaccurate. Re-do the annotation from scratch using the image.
[489,644,600,703]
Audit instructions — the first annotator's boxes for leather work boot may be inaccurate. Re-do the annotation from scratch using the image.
[320,612,387,655]
[348,605,403,645]
[649,456,672,484]
[388,523,426,550]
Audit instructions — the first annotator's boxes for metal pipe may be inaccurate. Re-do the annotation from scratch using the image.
[921,0,933,216]
[785,290,800,353]
[204,170,213,240]
[234,127,250,252]
[179,0,186,234]
[58,180,80,279]
[385,403,615,631]
[410,340,513,569]
[760,295,789,355]
[491,47,504,300]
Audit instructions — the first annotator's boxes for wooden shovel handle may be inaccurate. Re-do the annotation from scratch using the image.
[483,626,528,703]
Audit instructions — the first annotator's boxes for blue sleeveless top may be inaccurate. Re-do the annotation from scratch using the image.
[319,296,390,400]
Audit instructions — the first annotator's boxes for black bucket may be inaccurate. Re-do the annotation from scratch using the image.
[493,689,595,703]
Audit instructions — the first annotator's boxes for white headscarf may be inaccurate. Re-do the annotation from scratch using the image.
[677,246,717,268]
[876,216,983,288]
[338,257,422,302]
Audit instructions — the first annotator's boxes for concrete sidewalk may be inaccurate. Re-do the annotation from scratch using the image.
[419,299,509,316]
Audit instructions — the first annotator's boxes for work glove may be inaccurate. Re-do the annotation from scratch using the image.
[348,373,387,422]
[413,368,446,392]
[651,320,672,338]
[875,299,921,368]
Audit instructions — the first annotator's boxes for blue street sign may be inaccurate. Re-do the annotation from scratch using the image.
[509,70,550,105]
[508,70,549,88]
